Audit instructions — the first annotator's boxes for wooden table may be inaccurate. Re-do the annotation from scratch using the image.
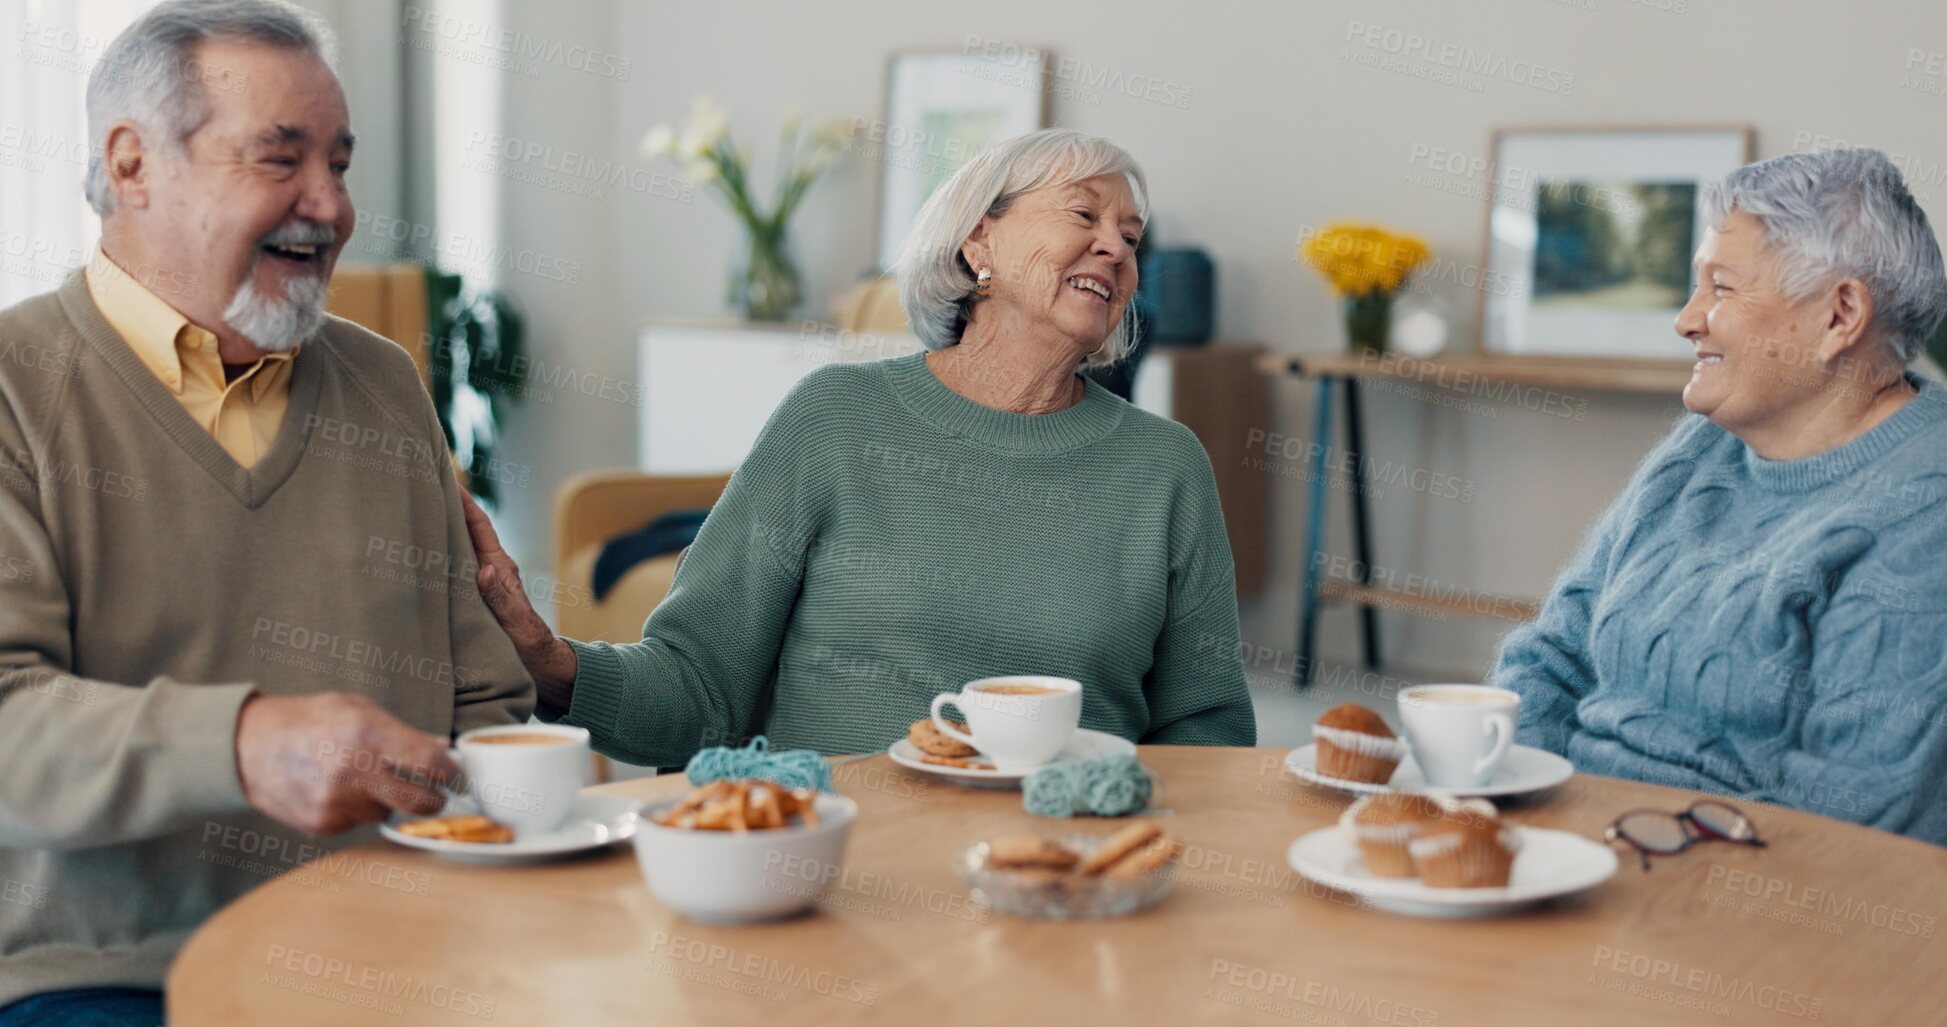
[169,747,1946,1026]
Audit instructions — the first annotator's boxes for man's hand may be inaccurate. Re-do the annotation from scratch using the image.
[234,692,458,835]
[460,488,577,711]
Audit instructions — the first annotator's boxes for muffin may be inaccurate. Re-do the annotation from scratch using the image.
[1312,703,1408,784]
[1407,807,1521,888]
[1339,793,1446,877]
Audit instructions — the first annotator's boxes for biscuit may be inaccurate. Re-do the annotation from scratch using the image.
[919,753,991,769]
[397,814,514,844]
[1103,834,1181,881]
[986,836,1081,870]
[908,719,980,758]
[650,780,819,832]
[1080,820,1164,875]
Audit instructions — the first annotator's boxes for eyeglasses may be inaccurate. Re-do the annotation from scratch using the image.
[1604,800,1766,871]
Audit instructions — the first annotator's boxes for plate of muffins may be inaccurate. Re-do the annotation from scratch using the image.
[1286,794,1618,918]
[1286,702,1573,798]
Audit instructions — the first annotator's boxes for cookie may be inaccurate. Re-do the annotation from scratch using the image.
[919,753,991,769]
[986,836,1080,870]
[1080,820,1165,875]
[908,718,979,758]
[1103,834,1181,881]
[397,814,514,844]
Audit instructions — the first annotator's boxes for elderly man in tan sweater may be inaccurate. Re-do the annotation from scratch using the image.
[0,2,532,1022]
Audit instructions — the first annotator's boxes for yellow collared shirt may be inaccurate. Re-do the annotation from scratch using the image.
[85,248,295,469]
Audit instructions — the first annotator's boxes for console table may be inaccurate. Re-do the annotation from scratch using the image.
[1258,351,1692,684]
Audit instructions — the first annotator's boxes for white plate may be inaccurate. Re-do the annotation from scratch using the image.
[1283,743,1574,798]
[381,792,640,863]
[888,728,1137,789]
[1287,825,1618,918]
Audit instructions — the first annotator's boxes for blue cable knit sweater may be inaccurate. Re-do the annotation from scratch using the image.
[1493,375,1947,846]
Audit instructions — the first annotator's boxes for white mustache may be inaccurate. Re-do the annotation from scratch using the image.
[258,222,337,248]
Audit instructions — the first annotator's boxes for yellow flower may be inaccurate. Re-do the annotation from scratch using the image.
[1298,223,1431,298]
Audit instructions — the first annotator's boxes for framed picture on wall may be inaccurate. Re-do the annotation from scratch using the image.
[870,47,1051,271]
[1478,125,1755,362]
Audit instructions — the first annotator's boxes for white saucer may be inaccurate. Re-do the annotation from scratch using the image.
[1287,825,1618,918]
[381,792,640,863]
[888,729,1137,789]
[1283,743,1574,798]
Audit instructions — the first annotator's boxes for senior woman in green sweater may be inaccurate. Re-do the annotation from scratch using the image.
[463,129,1256,764]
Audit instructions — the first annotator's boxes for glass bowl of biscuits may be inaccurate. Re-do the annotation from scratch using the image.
[957,820,1180,919]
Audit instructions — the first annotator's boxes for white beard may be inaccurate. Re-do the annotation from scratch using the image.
[222,263,327,353]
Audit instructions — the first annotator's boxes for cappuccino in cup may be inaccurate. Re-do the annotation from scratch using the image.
[454,724,590,836]
[1397,685,1519,788]
[468,732,576,745]
[930,676,1082,772]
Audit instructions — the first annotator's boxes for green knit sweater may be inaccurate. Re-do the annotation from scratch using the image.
[557,352,1256,763]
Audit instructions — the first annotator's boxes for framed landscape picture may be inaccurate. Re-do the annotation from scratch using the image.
[1478,126,1754,362]
[870,48,1051,270]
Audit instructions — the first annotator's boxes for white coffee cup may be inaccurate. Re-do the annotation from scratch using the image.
[929,676,1082,773]
[453,724,590,837]
[1397,685,1519,788]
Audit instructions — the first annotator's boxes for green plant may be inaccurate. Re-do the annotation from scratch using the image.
[425,269,528,507]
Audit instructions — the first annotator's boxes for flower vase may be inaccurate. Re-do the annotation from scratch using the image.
[1343,291,1393,355]
[729,224,803,322]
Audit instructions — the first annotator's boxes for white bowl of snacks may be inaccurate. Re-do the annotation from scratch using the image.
[632,779,859,923]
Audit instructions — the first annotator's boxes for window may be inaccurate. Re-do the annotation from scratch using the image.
[1,0,157,308]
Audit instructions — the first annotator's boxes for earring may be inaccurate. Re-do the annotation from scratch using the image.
[973,266,993,297]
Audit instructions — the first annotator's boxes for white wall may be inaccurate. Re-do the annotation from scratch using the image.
[477,0,1947,680]
[294,0,407,233]
[490,0,631,588]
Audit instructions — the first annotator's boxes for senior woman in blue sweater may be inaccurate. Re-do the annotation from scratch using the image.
[1494,148,1947,845]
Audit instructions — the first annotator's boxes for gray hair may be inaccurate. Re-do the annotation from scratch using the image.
[1702,148,1947,364]
[85,0,336,217]
[895,129,1149,367]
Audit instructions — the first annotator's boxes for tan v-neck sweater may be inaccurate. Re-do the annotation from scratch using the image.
[0,272,533,1006]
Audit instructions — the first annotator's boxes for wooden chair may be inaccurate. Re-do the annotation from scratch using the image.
[324,262,431,385]
[553,471,731,643]
[553,471,732,780]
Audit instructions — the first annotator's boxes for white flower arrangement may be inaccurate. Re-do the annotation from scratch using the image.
[638,94,854,238]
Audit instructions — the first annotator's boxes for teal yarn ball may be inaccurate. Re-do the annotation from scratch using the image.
[1022,755,1153,817]
[685,736,832,793]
